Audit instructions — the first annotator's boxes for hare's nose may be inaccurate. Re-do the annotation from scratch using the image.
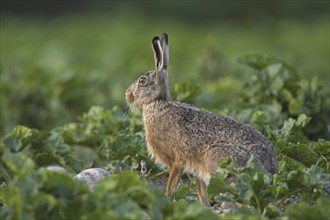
[125,92,134,103]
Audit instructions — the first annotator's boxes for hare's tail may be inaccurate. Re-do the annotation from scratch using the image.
[247,144,278,173]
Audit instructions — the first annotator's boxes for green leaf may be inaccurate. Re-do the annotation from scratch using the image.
[2,151,36,177]
[239,53,279,70]
[304,165,330,196]
[275,183,289,198]
[233,173,255,203]
[314,139,330,161]
[168,200,218,220]
[262,203,281,219]
[286,169,307,190]
[277,142,319,167]
[56,106,125,146]
[174,82,201,103]
[2,126,50,153]
[288,98,304,115]
[283,198,330,220]
[95,172,152,203]
[174,183,191,201]
[207,176,228,198]
[312,139,330,171]
[295,114,311,127]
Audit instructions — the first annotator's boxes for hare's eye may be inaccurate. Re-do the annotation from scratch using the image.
[138,76,147,85]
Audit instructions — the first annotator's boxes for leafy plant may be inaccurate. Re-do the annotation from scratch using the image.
[173,82,202,103]
[1,15,329,218]
[239,53,330,140]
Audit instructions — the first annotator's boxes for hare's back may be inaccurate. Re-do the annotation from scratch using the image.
[174,102,267,145]
[172,102,277,173]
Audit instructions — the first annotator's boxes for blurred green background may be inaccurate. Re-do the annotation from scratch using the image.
[1,1,329,137]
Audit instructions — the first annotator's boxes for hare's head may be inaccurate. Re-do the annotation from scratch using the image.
[125,33,172,108]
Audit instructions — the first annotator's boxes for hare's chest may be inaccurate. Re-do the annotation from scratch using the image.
[144,119,175,168]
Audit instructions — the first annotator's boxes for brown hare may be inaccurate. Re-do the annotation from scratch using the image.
[125,33,278,205]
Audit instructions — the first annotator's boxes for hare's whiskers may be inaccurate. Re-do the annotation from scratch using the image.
[122,103,131,129]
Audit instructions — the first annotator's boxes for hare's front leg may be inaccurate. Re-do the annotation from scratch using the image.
[165,164,183,197]
[196,177,210,206]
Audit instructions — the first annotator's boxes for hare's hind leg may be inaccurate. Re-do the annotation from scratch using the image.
[165,164,183,197]
[196,177,210,206]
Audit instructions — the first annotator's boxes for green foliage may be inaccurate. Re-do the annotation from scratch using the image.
[239,53,330,140]
[1,105,329,219]
[1,15,329,137]
[1,126,80,181]
[0,150,215,219]
[174,82,202,103]
[1,14,329,219]
[55,106,127,146]
[208,156,329,219]
[282,198,330,220]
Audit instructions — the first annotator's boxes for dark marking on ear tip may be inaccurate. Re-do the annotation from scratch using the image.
[161,33,168,44]
[152,36,160,45]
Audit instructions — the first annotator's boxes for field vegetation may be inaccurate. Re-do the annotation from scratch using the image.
[1,2,329,219]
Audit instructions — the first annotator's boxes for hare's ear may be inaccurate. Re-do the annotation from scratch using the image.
[152,36,162,71]
[152,34,169,72]
[159,33,169,70]
[152,33,172,101]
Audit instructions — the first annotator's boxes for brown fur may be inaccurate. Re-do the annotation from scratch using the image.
[125,33,278,205]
